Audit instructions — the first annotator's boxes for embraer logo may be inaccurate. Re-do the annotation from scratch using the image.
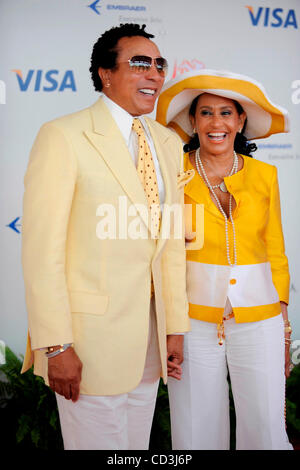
[88,0,101,15]
[6,217,21,234]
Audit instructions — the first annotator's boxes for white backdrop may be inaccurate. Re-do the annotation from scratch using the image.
[0,0,299,359]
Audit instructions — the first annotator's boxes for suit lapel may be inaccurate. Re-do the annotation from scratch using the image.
[84,99,178,248]
[84,98,150,231]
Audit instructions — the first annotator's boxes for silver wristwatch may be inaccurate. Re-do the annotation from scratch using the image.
[45,343,73,358]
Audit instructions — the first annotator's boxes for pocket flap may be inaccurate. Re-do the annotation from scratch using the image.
[69,291,109,315]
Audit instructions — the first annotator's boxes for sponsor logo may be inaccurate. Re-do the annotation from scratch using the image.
[257,143,293,149]
[172,58,205,79]
[106,4,146,11]
[0,80,6,104]
[246,6,298,28]
[257,143,300,161]
[87,1,146,14]
[292,80,300,104]
[6,217,21,234]
[88,0,101,15]
[12,70,76,92]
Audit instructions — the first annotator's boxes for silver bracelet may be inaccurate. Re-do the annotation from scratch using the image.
[45,343,73,358]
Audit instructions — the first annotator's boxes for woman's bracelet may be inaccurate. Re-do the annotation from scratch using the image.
[284,319,292,335]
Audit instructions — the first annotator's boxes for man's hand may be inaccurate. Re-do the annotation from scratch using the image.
[48,347,83,402]
[167,335,184,380]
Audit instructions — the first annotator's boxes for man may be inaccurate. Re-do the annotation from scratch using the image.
[21,23,190,450]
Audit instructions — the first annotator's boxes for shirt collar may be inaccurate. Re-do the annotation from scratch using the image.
[101,93,151,144]
[101,93,133,145]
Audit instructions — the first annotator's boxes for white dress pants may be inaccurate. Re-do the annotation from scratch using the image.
[56,298,161,450]
[168,314,293,450]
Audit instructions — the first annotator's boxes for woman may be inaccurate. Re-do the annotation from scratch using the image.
[156,70,293,450]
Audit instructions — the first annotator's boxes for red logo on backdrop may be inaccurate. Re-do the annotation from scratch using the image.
[171,59,205,79]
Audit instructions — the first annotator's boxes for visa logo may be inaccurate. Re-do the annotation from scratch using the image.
[12,70,77,92]
[246,6,298,29]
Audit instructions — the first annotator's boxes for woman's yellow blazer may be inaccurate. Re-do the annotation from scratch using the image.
[184,153,290,324]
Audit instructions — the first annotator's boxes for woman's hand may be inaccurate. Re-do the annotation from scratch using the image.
[284,341,291,378]
[281,301,292,378]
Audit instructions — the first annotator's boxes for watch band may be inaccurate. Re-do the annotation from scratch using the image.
[45,343,73,358]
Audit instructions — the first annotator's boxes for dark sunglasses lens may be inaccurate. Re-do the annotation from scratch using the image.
[129,55,168,75]
[130,56,152,71]
[155,58,168,73]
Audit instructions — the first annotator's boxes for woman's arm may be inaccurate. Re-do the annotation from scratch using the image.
[264,166,291,377]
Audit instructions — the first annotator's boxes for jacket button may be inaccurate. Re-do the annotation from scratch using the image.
[230,279,237,285]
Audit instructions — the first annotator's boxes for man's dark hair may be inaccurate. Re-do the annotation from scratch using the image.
[89,23,154,92]
[183,94,257,157]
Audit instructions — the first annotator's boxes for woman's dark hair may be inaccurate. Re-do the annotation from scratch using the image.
[183,94,257,157]
[89,23,154,92]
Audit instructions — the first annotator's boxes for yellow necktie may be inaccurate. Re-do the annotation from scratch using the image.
[132,118,161,240]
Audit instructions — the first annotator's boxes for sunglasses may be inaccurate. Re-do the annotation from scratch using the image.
[126,55,168,76]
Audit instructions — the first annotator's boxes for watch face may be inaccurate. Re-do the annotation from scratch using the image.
[48,345,63,352]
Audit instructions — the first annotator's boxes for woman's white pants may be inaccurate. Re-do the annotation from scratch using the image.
[168,314,293,450]
[55,298,161,450]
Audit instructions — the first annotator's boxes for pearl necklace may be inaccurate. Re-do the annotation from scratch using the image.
[205,154,238,192]
[195,148,238,266]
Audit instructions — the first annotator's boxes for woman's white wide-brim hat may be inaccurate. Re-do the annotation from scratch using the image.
[156,69,290,142]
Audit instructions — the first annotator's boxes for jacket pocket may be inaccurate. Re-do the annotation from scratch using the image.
[69,291,109,315]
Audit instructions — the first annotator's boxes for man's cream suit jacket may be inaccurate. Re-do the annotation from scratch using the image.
[21,97,190,395]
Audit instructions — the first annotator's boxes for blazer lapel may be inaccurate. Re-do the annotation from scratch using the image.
[84,98,151,232]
